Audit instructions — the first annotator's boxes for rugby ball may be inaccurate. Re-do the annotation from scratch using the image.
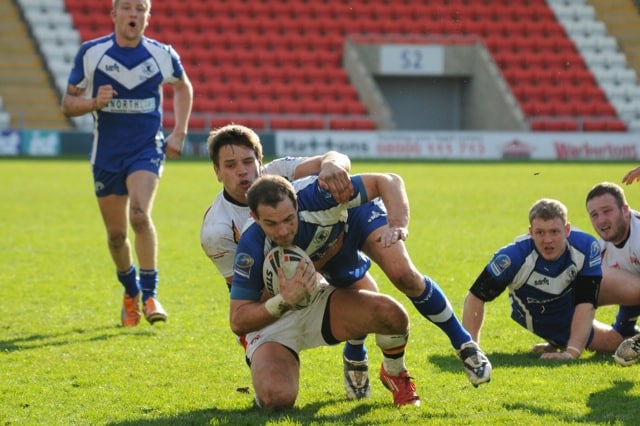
[263,245,314,309]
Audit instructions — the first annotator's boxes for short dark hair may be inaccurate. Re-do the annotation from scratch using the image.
[586,182,627,208]
[206,124,263,168]
[246,175,297,217]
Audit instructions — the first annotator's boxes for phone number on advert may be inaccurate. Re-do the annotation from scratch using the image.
[376,142,487,156]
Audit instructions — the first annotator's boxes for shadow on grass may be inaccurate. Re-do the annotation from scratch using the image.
[428,349,618,372]
[504,380,640,425]
[106,398,396,426]
[0,325,154,353]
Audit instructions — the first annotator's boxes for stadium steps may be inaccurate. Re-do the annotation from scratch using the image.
[589,0,640,75]
[0,0,69,130]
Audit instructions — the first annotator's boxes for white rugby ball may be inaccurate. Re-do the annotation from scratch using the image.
[263,245,314,309]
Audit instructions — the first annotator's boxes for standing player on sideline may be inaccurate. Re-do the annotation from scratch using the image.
[231,174,420,408]
[61,0,193,326]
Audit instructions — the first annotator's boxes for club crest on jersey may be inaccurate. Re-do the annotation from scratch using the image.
[489,254,511,276]
[313,228,330,245]
[234,252,253,278]
[588,241,602,267]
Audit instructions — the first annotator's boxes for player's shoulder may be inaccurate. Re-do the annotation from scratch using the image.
[292,175,319,191]
[568,227,598,247]
[141,35,171,50]
[263,156,306,180]
[568,228,601,264]
[496,234,533,263]
[140,36,181,61]
[510,233,534,252]
[237,221,267,249]
[201,191,248,230]
[78,34,114,54]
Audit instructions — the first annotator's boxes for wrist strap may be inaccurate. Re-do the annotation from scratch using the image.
[265,294,290,318]
[566,345,582,358]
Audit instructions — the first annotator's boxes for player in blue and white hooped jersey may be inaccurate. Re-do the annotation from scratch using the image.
[230,174,420,408]
[586,182,640,365]
[61,0,193,327]
[463,198,624,360]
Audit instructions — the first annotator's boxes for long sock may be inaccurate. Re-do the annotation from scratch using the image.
[376,334,407,375]
[409,276,472,350]
[343,336,367,361]
[613,305,640,337]
[117,265,139,297]
[139,268,158,303]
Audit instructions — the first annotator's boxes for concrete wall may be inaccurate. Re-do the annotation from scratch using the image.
[344,40,526,131]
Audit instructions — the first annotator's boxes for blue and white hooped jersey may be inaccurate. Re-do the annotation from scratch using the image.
[487,228,602,334]
[231,175,368,301]
[599,211,640,275]
[68,34,185,171]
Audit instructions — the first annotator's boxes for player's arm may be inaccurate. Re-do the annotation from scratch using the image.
[165,74,194,158]
[229,260,316,336]
[622,166,640,185]
[541,274,600,360]
[463,267,507,343]
[61,84,117,117]
[293,151,353,203]
[359,173,409,247]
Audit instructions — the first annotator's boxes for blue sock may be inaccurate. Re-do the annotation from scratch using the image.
[139,269,158,303]
[343,336,367,361]
[409,276,472,350]
[613,305,640,337]
[117,265,139,297]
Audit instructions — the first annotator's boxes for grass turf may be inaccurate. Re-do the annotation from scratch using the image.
[1,159,639,425]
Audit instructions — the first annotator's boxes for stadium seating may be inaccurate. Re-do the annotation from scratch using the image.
[54,0,639,131]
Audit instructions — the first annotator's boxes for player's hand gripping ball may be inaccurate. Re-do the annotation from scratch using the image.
[263,245,315,309]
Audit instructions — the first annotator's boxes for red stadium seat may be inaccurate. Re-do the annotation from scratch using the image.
[64,0,618,132]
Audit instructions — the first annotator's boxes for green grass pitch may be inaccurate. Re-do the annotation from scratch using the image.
[1,158,640,425]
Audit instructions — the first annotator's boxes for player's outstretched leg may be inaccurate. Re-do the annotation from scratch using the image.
[408,275,491,386]
[457,341,492,387]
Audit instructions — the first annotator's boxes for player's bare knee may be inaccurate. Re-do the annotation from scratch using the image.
[386,267,424,295]
[375,296,409,333]
[129,208,152,232]
[106,231,126,250]
[256,389,296,410]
